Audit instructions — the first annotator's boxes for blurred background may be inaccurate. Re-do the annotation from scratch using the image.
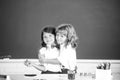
[0,0,120,59]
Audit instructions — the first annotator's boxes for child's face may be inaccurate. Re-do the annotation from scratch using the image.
[43,32,55,45]
[56,30,67,45]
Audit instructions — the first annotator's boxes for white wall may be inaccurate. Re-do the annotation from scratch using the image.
[0,59,120,75]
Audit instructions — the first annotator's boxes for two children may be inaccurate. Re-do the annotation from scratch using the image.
[24,24,78,74]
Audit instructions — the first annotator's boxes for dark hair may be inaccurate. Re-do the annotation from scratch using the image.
[41,25,56,47]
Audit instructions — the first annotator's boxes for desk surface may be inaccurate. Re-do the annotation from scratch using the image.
[4,73,120,80]
[8,74,94,80]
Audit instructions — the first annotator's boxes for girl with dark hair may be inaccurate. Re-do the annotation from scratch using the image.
[24,25,61,74]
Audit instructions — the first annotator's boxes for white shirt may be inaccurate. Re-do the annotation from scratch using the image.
[39,47,61,72]
[57,45,77,70]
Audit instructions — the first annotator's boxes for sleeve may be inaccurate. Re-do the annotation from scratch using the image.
[38,48,45,59]
[38,48,45,65]
[57,54,68,67]
[57,45,77,70]
[39,48,45,55]
[68,48,77,70]
[57,49,69,69]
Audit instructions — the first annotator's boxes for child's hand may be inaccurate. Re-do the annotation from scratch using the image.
[24,59,32,67]
[38,54,45,64]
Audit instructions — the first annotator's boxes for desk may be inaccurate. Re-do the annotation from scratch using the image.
[1,72,120,80]
[8,74,94,80]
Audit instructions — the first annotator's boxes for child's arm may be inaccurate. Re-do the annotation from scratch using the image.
[24,59,45,71]
[43,58,61,64]
[32,64,45,71]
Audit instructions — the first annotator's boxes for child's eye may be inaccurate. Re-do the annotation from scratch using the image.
[49,35,52,37]
[61,34,66,37]
[60,35,65,38]
[49,35,54,37]
[43,36,47,39]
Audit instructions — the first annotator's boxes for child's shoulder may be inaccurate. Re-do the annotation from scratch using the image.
[66,44,76,54]
[67,44,75,50]
[67,44,72,48]
[39,47,46,52]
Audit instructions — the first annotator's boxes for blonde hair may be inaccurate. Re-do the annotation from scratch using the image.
[56,24,78,48]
